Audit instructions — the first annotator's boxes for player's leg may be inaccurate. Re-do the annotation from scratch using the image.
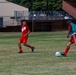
[73,34,76,45]
[18,38,23,53]
[23,43,35,52]
[63,42,72,55]
[61,37,73,56]
[23,37,35,52]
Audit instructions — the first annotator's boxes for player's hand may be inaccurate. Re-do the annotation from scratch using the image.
[24,31,30,36]
[24,34,27,36]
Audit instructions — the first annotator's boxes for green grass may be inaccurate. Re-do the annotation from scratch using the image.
[0,31,76,75]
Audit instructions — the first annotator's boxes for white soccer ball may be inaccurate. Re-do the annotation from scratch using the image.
[55,51,61,57]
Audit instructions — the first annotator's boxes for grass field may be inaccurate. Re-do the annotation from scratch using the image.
[0,31,76,75]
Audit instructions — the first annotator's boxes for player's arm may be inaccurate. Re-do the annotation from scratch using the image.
[24,30,30,36]
[24,26,30,36]
[67,25,71,38]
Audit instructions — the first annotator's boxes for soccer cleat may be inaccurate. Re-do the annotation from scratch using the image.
[31,47,35,52]
[18,51,23,53]
[61,53,66,57]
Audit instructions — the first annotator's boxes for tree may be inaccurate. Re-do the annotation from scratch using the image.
[8,0,62,11]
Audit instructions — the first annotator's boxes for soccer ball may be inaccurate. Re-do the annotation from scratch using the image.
[55,51,61,57]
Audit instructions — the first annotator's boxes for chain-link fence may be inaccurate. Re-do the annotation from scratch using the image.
[1,11,74,27]
[15,11,73,21]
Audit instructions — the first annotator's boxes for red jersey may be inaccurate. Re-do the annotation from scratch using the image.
[21,24,30,37]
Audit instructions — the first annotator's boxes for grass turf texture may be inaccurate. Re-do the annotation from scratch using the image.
[0,31,76,75]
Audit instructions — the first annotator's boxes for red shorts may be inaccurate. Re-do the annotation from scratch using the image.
[19,36,28,44]
[69,34,76,45]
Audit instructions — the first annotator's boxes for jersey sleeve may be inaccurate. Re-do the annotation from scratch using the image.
[68,24,71,29]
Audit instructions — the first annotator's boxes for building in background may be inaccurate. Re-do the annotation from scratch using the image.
[62,0,76,19]
[0,0,28,27]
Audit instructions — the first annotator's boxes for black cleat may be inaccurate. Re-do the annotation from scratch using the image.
[18,51,23,53]
[31,47,35,52]
[61,53,66,57]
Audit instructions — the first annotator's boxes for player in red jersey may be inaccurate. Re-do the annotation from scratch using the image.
[61,20,76,56]
[18,20,35,53]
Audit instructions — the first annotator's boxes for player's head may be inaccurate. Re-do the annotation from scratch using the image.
[21,20,27,25]
[66,20,71,24]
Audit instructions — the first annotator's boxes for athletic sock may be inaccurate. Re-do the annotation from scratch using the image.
[19,47,23,52]
[29,46,33,49]
[64,46,70,55]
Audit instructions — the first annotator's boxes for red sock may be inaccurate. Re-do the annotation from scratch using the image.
[19,47,23,52]
[64,46,70,55]
[29,46,33,48]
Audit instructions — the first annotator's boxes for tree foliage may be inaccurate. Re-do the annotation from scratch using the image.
[7,0,62,11]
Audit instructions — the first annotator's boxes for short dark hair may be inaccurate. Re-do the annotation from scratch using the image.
[21,20,26,25]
